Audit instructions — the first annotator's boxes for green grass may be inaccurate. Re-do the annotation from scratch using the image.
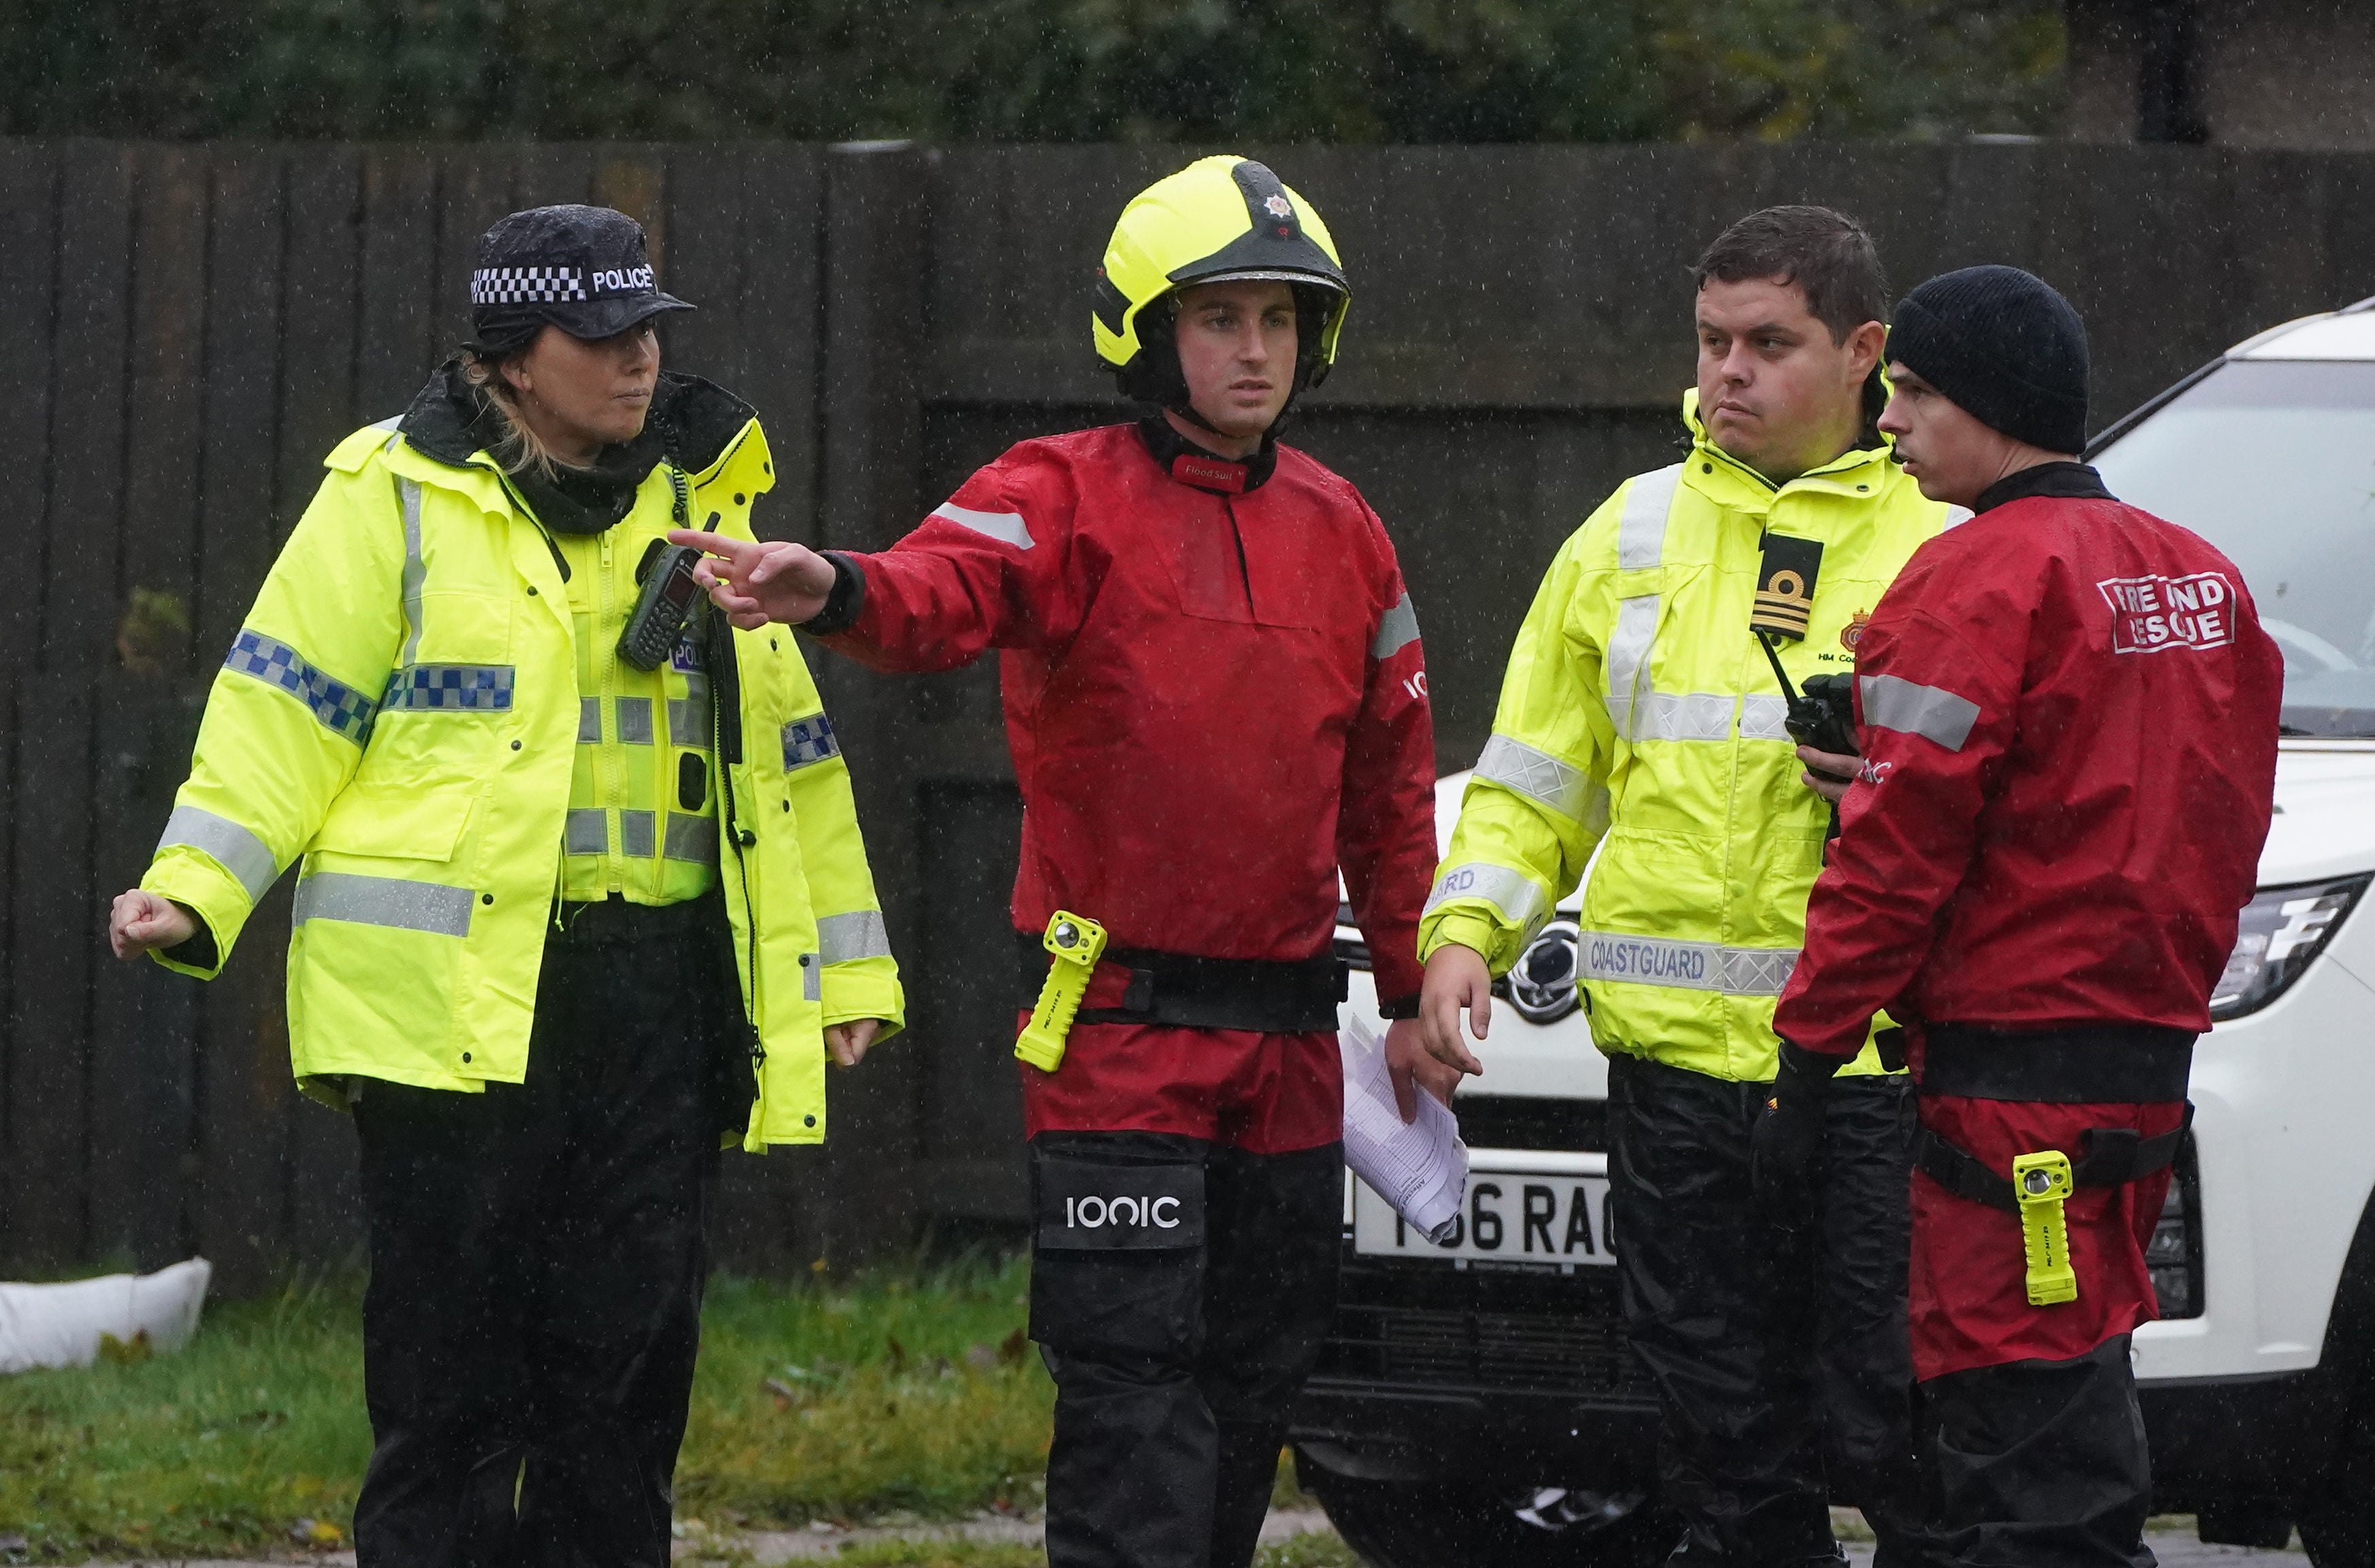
[0,1255,1319,1563]
[813,1537,1358,1568]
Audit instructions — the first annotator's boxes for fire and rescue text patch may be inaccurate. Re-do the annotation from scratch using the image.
[2098,572,2239,655]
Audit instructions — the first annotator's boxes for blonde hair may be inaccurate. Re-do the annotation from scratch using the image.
[460,351,562,479]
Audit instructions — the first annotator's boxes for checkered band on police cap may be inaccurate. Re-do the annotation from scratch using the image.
[471,266,588,306]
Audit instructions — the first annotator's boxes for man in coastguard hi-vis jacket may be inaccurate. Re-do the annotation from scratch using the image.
[1419,207,1948,1568]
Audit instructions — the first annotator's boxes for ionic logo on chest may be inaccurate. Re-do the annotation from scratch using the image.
[1064,1194,1183,1230]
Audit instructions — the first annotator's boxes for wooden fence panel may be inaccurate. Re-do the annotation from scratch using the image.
[188,150,295,1297]
[0,137,2368,1278]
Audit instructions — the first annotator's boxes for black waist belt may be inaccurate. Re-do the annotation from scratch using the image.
[1921,1023,2196,1104]
[1913,1104,2193,1217]
[1016,931,1346,1034]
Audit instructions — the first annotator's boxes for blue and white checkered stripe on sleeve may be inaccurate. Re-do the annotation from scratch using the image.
[382,664,517,712]
[782,713,842,770]
[223,630,379,745]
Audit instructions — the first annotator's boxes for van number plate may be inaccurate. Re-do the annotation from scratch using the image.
[1353,1170,1616,1265]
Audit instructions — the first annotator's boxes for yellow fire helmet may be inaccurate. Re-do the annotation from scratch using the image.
[1093,155,1351,404]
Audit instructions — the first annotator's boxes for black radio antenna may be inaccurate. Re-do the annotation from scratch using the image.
[1756,629,1804,702]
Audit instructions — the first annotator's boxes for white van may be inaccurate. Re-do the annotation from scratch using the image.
[1293,304,2375,1568]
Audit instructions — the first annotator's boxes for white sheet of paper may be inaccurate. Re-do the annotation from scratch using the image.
[1339,1012,1469,1244]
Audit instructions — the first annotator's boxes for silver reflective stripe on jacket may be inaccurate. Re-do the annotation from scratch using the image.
[398,478,426,668]
[668,699,708,747]
[1860,674,1980,752]
[817,909,891,965]
[663,813,717,863]
[1606,466,1683,740]
[1475,733,1595,820]
[801,953,822,1002]
[1617,465,1681,570]
[294,871,474,938]
[615,697,654,745]
[157,804,279,902]
[930,502,1034,550]
[566,809,606,854]
[579,698,602,744]
[619,810,657,858]
[1605,595,1660,739]
[1630,691,1735,743]
[1371,593,1420,660]
[1576,930,1799,996]
[1423,861,1547,931]
[1739,694,1792,742]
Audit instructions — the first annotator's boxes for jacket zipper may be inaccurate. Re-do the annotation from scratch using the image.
[702,524,766,1078]
[1221,496,1255,614]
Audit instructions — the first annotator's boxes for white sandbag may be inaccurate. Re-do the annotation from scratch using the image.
[0,1257,211,1373]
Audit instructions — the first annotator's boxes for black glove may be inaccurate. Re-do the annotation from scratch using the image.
[1751,1040,1846,1227]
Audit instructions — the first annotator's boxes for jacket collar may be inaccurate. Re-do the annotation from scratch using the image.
[1975,460,2113,515]
[396,362,759,532]
[1134,415,1277,494]
[1679,388,1896,499]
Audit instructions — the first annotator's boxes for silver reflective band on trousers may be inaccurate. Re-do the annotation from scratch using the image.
[1575,930,1799,996]
[1860,674,1981,752]
[295,871,474,938]
[156,803,280,902]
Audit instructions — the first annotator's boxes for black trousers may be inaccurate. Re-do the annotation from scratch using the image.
[1608,1053,1931,1568]
[1028,1132,1343,1568]
[1925,1337,2155,1568]
[350,899,746,1568]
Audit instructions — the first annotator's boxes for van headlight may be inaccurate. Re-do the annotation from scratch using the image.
[1509,920,1583,1024]
[2211,874,2370,1020]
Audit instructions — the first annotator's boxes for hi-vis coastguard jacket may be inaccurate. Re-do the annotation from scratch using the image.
[1419,394,1948,1082]
[141,370,903,1149]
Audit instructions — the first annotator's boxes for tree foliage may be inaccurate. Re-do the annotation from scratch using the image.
[1,0,2064,142]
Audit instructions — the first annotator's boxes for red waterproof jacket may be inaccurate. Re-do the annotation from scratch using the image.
[816,418,1437,1008]
[1773,464,2283,1059]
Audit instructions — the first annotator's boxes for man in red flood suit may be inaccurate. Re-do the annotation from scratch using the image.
[1752,266,2283,1568]
[670,156,1446,1568]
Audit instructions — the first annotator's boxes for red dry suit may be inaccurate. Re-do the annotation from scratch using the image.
[1773,461,2283,1376]
[816,417,1437,1153]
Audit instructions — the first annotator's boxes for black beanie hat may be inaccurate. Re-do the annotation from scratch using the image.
[1888,265,2089,454]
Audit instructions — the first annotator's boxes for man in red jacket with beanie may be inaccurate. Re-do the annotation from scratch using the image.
[1756,265,2283,1568]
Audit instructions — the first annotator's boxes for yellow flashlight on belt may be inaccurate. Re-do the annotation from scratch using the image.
[1016,911,1108,1073]
[2012,1150,2080,1307]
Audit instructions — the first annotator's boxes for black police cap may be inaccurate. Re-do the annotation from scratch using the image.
[469,205,693,355]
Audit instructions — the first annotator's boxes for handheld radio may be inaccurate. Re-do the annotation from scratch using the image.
[617,466,707,673]
[1016,911,1109,1073]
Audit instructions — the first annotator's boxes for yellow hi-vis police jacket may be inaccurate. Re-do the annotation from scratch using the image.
[140,370,903,1149]
[1419,393,1947,1082]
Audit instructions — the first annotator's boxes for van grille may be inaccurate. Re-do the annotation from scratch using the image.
[1318,1255,1655,1406]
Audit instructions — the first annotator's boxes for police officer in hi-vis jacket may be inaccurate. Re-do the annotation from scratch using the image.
[109,205,902,1567]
